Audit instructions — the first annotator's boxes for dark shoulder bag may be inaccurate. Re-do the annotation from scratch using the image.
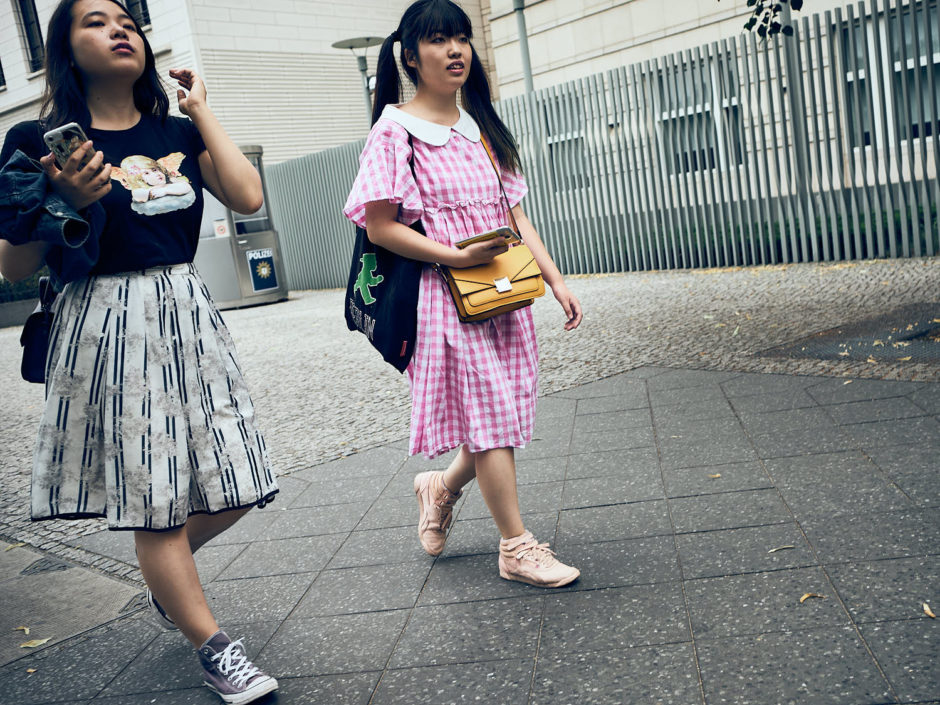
[344,136,425,373]
[20,276,58,383]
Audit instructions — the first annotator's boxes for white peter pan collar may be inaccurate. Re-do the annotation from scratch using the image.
[381,105,481,145]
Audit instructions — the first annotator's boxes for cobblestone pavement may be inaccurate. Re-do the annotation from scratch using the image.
[0,256,937,579]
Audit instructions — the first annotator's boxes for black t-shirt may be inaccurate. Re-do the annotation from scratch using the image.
[1,114,206,274]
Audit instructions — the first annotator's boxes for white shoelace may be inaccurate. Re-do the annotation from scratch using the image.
[212,639,261,689]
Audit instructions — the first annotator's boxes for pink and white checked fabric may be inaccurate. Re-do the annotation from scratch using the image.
[344,118,538,458]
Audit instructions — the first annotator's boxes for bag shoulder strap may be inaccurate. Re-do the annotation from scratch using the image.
[480,138,522,240]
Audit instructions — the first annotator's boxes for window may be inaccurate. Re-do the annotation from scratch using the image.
[657,53,743,175]
[15,0,44,73]
[543,95,590,192]
[890,0,939,140]
[840,0,938,147]
[125,0,151,28]
[0,59,6,89]
[842,20,873,147]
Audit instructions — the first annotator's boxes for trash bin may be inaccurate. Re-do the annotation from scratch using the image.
[193,145,288,309]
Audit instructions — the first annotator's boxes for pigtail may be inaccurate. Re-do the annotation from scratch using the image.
[371,33,403,126]
[461,45,522,175]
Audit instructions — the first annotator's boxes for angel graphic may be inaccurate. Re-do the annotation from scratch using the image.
[111,153,196,216]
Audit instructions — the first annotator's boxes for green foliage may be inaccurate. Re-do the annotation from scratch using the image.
[721,0,805,38]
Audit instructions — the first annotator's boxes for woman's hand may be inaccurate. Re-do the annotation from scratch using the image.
[170,68,208,116]
[551,281,583,331]
[40,142,111,211]
[450,238,510,268]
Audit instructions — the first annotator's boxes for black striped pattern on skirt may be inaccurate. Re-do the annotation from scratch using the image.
[31,263,278,531]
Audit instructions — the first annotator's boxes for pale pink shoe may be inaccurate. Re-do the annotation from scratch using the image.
[498,531,580,588]
[414,471,461,556]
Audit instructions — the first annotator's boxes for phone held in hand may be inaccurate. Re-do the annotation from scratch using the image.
[455,227,521,250]
[43,122,90,169]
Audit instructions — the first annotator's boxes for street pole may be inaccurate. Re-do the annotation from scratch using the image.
[356,55,372,119]
[513,0,534,93]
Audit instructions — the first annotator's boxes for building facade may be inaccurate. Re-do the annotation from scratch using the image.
[485,0,855,97]
[0,0,490,163]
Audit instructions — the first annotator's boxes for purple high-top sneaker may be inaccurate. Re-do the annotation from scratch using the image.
[198,630,278,704]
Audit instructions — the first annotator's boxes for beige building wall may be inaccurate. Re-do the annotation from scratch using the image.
[1,0,490,163]
[486,0,855,98]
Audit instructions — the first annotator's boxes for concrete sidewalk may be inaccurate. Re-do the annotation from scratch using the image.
[1,364,937,704]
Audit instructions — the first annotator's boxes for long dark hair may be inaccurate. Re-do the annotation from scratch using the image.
[372,0,522,173]
[38,0,169,130]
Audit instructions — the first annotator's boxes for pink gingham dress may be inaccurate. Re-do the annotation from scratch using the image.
[344,105,538,458]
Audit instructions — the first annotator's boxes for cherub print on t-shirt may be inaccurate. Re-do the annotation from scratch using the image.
[111,152,196,216]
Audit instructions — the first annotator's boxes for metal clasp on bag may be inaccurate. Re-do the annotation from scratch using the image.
[493,277,512,293]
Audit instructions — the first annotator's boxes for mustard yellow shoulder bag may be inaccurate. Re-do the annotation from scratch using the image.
[438,141,544,323]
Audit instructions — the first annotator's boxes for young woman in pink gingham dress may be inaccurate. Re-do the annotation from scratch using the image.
[344,0,583,589]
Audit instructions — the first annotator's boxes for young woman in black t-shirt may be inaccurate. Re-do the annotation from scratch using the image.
[0,1,279,701]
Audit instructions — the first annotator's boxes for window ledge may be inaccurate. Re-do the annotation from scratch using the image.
[26,68,44,81]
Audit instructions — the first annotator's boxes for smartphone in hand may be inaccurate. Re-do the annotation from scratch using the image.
[43,122,90,169]
[455,226,522,249]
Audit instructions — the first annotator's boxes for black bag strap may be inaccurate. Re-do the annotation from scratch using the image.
[38,276,56,311]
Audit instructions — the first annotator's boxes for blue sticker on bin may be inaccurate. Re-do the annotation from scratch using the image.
[247,248,278,292]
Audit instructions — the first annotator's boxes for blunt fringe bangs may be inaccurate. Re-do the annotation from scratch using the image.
[39,0,169,131]
[372,0,522,174]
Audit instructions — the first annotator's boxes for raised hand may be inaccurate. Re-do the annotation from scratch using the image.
[40,141,111,211]
[169,68,208,116]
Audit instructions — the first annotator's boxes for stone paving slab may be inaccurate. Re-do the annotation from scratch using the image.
[0,364,935,704]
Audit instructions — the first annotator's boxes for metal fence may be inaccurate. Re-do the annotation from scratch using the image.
[267,0,939,291]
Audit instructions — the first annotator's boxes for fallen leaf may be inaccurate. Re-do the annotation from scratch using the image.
[732,326,739,337]
[933,318,940,324]
[873,339,884,346]
[20,638,51,649]
[14,626,29,636]
[703,314,714,320]
[3,543,25,551]
[838,350,850,357]
[898,356,912,362]
[708,473,722,479]
[866,356,877,363]
[925,603,936,619]
[892,341,911,348]
[716,323,727,328]
[843,380,854,385]
[768,545,796,553]
[26,668,36,674]
[799,593,825,604]
[906,324,914,331]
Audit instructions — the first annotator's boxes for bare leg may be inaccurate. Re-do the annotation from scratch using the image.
[135,526,218,647]
[441,445,476,493]
[474,447,525,538]
[185,507,252,553]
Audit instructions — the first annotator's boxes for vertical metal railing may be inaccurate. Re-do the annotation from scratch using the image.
[266,0,939,290]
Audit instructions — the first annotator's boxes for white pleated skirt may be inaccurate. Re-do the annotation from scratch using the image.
[31,263,278,531]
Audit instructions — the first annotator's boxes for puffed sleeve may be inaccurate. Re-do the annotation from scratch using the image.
[499,163,528,208]
[343,119,424,229]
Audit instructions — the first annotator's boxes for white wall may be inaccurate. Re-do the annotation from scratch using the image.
[487,0,855,97]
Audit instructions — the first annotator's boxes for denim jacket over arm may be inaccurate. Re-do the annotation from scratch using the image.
[0,149,103,286]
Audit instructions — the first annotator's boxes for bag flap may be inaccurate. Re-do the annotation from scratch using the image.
[449,246,541,294]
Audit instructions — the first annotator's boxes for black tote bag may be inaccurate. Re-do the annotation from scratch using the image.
[344,223,424,373]
[344,135,428,373]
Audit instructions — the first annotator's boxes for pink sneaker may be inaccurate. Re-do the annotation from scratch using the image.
[498,531,580,588]
[414,471,461,556]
